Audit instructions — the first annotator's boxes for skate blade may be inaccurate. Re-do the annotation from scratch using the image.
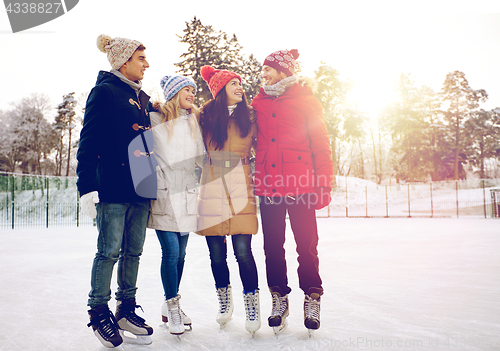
[273,319,288,336]
[160,322,192,331]
[119,330,152,345]
[218,318,232,330]
[308,329,315,338]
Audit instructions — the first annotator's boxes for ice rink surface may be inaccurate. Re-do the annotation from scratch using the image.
[1,218,499,350]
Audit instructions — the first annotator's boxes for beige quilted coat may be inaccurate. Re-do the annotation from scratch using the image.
[196,111,258,236]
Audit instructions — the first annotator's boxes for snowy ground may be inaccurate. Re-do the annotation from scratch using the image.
[1,218,499,351]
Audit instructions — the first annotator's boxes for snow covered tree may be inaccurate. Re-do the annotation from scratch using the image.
[440,71,489,180]
[175,17,262,106]
[382,74,433,182]
[463,108,500,178]
[8,99,58,174]
[54,92,77,176]
[313,62,350,180]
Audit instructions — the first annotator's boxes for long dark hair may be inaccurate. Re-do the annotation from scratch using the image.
[200,87,251,151]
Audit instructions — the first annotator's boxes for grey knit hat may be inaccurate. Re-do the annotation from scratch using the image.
[96,34,142,70]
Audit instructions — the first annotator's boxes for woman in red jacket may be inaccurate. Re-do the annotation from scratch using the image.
[251,49,333,335]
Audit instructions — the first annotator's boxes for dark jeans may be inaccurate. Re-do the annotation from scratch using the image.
[259,195,323,295]
[88,201,149,308]
[156,231,189,300]
[205,234,259,294]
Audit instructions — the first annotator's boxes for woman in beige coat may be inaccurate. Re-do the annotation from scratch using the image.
[197,66,260,335]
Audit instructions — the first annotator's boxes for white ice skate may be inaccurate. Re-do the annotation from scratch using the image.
[243,290,261,336]
[164,296,185,340]
[161,294,192,331]
[216,285,234,328]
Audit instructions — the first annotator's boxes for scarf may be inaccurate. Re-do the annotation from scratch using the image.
[228,104,237,116]
[110,69,143,97]
[263,76,298,97]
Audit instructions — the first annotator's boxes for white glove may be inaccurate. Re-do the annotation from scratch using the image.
[80,191,100,219]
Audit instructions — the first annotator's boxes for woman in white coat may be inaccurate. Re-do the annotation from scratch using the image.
[147,75,204,337]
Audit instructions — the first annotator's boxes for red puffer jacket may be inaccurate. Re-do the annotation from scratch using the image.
[251,82,333,197]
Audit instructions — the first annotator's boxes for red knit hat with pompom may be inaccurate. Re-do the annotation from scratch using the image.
[200,66,241,99]
[263,49,299,77]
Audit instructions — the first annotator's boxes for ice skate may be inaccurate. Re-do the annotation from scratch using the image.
[268,286,289,335]
[115,298,153,345]
[243,289,261,336]
[161,294,192,331]
[87,305,123,348]
[304,288,321,336]
[216,285,234,328]
[164,295,185,339]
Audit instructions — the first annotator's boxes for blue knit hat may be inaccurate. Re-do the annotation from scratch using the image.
[160,75,197,102]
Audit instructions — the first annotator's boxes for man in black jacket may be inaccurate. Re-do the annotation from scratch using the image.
[77,34,156,348]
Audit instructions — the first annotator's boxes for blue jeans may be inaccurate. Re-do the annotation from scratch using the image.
[156,231,189,300]
[88,201,149,308]
[205,234,258,294]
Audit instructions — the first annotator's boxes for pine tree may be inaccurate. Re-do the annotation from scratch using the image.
[313,62,350,181]
[54,92,77,176]
[440,71,488,180]
[175,17,262,106]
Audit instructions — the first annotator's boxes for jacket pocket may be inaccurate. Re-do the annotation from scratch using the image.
[185,186,198,215]
[150,167,170,215]
[281,149,314,189]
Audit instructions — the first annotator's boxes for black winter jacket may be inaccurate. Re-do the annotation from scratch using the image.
[76,71,156,203]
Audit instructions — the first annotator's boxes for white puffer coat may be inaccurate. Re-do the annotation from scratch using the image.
[147,110,205,232]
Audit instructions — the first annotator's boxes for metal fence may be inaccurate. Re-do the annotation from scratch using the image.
[0,173,94,229]
[316,176,500,219]
[1,173,499,229]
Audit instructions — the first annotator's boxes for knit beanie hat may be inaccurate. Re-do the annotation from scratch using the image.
[263,49,300,77]
[160,75,197,102]
[200,66,241,99]
[96,34,143,70]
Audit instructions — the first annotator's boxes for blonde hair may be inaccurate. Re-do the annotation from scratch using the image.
[152,93,200,141]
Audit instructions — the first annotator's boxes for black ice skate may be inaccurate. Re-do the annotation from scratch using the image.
[304,288,322,337]
[87,305,123,348]
[115,298,153,345]
[268,286,289,335]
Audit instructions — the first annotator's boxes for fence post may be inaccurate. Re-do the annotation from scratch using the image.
[407,183,411,218]
[385,185,388,218]
[365,185,368,218]
[345,176,348,217]
[482,180,487,218]
[46,178,49,228]
[76,188,80,227]
[10,175,14,229]
[430,182,433,218]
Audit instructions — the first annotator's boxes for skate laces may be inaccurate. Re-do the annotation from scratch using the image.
[271,293,288,317]
[88,309,119,339]
[305,294,320,320]
[122,304,147,326]
[167,298,182,325]
[217,286,231,313]
[244,292,259,321]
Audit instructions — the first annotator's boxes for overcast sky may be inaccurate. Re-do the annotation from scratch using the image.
[1,0,500,118]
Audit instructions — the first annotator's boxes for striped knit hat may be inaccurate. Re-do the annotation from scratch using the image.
[263,49,300,77]
[160,75,197,102]
[96,34,143,70]
[200,66,241,99]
